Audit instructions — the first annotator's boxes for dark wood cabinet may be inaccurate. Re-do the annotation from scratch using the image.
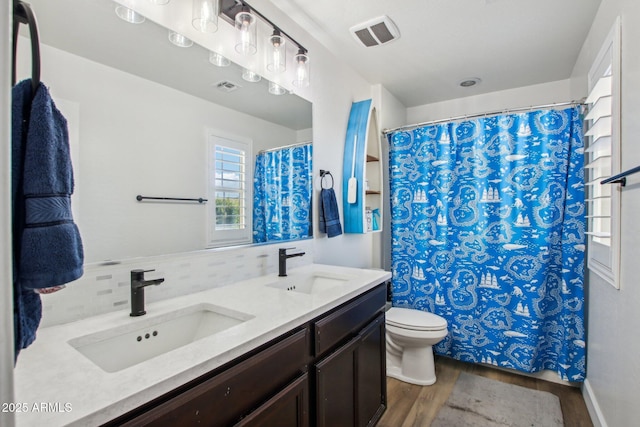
[314,313,386,427]
[315,336,359,427]
[356,313,386,427]
[104,283,387,427]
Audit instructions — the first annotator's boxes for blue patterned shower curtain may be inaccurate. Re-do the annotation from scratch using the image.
[253,143,312,243]
[388,107,586,381]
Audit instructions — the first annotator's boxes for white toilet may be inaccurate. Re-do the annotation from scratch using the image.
[385,307,448,386]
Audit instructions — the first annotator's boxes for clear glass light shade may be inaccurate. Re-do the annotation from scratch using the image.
[115,5,145,24]
[192,0,218,33]
[149,0,170,5]
[293,51,310,87]
[242,68,261,83]
[235,10,257,55]
[168,31,193,48]
[268,81,287,95]
[209,51,230,67]
[267,33,286,73]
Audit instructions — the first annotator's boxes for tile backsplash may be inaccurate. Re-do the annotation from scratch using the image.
[40,240,314,328]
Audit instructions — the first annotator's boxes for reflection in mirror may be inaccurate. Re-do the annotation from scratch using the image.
[253,143,313,243]
[17,0,312,263]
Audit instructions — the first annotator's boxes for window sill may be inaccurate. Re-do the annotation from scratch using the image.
[587,257,619,289]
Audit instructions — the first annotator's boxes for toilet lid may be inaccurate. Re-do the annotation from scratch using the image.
[386,307,447,331]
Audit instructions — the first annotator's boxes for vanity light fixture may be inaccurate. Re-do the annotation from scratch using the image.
[192,0,218,33]
[218,0,311,89]
[115,5,145,24]
[116,0,312,88]
[168,31,193,48]
[209,51,231,67]
[292,49,309,87]
[241,68,261,82]
[267,30,286,73]
[268,81,287,95]
[235,6,257,55]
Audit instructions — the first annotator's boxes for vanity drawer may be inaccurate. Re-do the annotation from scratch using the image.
[115,326,310,427]
[313,284,386,357]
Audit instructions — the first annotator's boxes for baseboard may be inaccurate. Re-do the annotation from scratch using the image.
[582,379,608,427]
[483,363,578,387]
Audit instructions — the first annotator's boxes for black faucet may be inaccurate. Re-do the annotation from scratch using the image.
[279,248,305,277]
[130,269,165,317]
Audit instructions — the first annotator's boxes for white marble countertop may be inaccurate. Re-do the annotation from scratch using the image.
[13,264,391,427]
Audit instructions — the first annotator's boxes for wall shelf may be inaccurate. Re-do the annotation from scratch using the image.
[342,99,383,234]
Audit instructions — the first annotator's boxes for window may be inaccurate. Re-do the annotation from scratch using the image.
[584,17,621,288]
[207,132,252,247]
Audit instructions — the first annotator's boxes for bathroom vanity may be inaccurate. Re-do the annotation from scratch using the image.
[13,264,390,427]
[104,284,386,426]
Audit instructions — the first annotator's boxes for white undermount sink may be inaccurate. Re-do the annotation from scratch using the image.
[68,304,254,373]
[265,271,354,294]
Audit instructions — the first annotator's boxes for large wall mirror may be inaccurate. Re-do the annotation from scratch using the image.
[18,0,313,264]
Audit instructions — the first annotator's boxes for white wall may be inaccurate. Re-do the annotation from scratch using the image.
[15,41,299,263]
[570,1,640,426]
[406,79,572,124]
[1,4,16,427]
[296,128,313,143]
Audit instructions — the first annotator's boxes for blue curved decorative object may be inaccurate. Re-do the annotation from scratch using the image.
[343,99,372,233]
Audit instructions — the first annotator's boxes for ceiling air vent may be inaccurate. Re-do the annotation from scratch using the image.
[215,80,241,93]
[350,16,400,47]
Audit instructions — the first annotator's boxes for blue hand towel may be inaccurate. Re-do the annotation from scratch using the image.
[13,79,41,358]
[319,188,343,238]
[12,79,84,358]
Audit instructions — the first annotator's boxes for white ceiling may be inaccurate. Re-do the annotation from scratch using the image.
[24,0,603,117]
[271,0,603,107]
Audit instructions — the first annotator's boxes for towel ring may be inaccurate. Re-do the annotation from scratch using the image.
[320,170,334,189]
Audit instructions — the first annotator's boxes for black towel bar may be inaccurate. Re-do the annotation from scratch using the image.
[12,0,41,95]
[600,165,640,187]
[136,195,208,204]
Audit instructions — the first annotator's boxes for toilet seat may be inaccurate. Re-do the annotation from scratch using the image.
[386,307,447,331]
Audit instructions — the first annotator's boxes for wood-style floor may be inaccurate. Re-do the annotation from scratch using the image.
[377,356,593,427]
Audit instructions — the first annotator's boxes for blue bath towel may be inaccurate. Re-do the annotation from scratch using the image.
[319,188,342,238]
[12,79,84,358]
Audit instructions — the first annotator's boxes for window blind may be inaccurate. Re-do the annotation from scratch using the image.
[584,73,613,245]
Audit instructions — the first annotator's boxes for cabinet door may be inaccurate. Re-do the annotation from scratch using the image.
[235,374,309,427]
[315,313,386,427]
[315,336,360,427]
[356,313,386,427]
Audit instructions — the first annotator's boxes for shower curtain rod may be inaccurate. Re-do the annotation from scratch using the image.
[382,99,585,135]
[258,141,311,153]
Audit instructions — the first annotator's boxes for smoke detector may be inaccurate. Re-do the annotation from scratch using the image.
[350,16,400,47]
[459,78,481,88]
